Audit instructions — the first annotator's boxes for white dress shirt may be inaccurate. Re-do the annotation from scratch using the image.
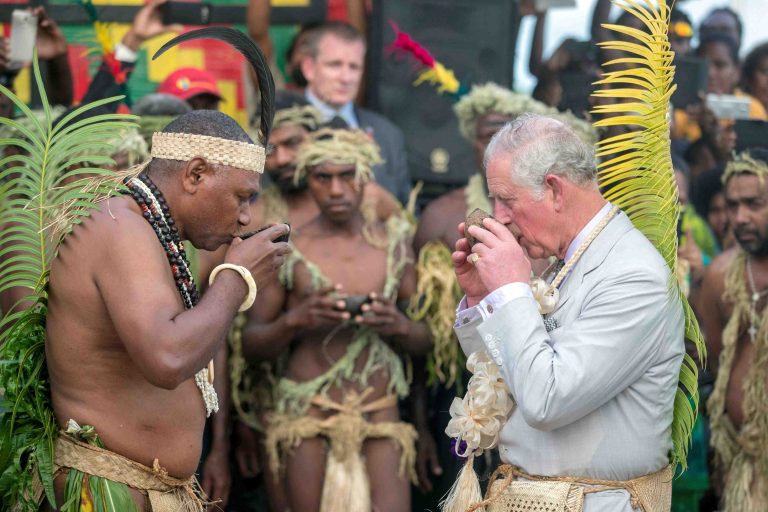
[305,88,359,129]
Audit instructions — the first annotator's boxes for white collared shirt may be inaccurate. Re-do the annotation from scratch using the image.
[305,88,359,129]
[455,202,612,331]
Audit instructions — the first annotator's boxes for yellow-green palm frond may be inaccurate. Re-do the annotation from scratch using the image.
[0,53,136,511]
[0,65,137,303]
[591,0,705,471]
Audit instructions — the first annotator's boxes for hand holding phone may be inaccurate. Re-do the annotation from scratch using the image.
[9,10,37,70]
[123,0,184,53]
[706,93,751,121]
[161,1,213,26]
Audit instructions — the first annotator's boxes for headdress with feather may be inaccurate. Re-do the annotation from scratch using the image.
[152,27,275,147]
[387,21,464,97]
[0,27,276,511]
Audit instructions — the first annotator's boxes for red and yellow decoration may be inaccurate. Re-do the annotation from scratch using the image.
[387,21,463,97]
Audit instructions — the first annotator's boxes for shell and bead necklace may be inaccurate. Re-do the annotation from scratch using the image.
[746,255,768,343]
[123,173,219,416]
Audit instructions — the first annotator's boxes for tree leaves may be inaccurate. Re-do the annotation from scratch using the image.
[592,0,706,471]
[0,52,136,511]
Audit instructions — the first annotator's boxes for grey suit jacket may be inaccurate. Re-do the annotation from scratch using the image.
[355,107,411,205]
[454,212,684,511]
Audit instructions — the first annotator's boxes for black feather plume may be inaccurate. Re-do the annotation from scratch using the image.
[152,27,275,145]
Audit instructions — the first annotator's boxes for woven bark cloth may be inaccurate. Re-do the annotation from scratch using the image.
[476,464,672,512]
[52,435,207,512]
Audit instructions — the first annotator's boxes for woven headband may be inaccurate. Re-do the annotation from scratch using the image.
[151,132,266,173]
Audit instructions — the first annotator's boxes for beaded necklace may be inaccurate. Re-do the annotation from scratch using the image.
[746,254,768,343]
[124,173,219,416]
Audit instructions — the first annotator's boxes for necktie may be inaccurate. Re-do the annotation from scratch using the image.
[547,259,565,284]
[327,115,349,129]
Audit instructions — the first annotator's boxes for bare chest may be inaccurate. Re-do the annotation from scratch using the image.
[293,237,389,296]
[723,294,768,428]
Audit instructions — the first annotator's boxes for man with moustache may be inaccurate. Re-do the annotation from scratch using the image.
[699,149,768,511]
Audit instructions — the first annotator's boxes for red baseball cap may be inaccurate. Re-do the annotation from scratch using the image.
[157,68,223,102]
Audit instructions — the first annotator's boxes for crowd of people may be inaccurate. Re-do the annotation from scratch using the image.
[1,0,768,511]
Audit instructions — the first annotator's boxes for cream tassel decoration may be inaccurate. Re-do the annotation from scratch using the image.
[442,352,514,512]
[440,454,485,512]
[320,451,371,512]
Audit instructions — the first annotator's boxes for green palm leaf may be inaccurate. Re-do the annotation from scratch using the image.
[592,0,705,471]
[0,52,137,511]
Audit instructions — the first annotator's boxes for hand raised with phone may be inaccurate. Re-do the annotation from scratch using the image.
[123,0,184,52]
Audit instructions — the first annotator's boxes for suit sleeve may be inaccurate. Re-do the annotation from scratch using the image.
[474,268,680,431]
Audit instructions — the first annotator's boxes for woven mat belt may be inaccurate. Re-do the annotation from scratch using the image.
[266,390,417,512]
[267,391,417,483]
[473,464,672,512]
[55,435,206,512]
[310,387,397,415]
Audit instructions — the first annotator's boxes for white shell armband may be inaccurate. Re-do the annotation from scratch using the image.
[209,264,258,311]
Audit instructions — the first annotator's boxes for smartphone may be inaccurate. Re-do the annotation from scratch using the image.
[535,0,576,9]
[707,93,751,121]
[671,57,708,109]
[562,39,594,64]
[161,1,213,26]
[557,71,594,119]
[8,10,37,70]
[735,120,768,152]
[240,224,290,244]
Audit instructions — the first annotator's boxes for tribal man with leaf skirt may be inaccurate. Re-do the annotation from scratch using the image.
[699,149,768,511]
[211,89,403,512]
[243,128,431,512]
[0,29,289,512]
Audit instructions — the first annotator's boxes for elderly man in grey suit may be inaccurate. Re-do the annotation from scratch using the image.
[300,21,411,205]
[450,114,685,511]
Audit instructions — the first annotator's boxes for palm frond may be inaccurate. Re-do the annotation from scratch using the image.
[0,53,136,511]
[591,0,705,471]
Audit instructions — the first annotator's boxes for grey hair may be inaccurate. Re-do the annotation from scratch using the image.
[484,113,597,198]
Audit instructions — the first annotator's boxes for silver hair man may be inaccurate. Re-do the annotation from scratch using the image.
[449,112,684,511]
[484,114,597,198]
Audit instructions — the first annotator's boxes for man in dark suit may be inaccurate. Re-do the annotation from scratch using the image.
[300,21,412,205]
